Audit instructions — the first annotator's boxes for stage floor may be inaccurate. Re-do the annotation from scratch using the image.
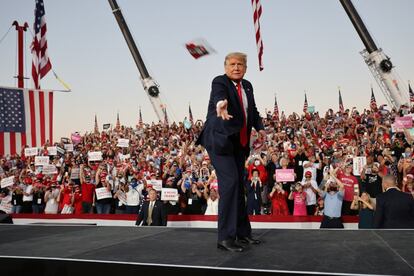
[0,225,413,275]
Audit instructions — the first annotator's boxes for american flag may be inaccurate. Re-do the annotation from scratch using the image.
[94,114,99,134]
[116,112,121,130]
[163,108,169,126]
[251,0,264,71]
[0,87,53,156]
[339,89,344,113]
[31,0,52,89]
[409,83,414,103]
[139,107,143,125]
[273,95,279,121]
[303,93,308,113]
[370,88,378,111]
[188,104,194,124]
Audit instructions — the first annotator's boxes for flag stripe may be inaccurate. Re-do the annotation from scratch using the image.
[39,91,46,145]
[9,133,16,155]
[49,92,53,143]
[4,133,10,156]
[29,90,37,146]
[251,0,264,71]
[0,134,4,156]
[33,91,41,146]
[24,89,32,147]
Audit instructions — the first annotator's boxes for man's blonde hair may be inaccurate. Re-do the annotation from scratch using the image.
[224,52,247,66]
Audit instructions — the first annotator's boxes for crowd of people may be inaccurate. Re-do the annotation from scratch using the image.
[1,104,414,228]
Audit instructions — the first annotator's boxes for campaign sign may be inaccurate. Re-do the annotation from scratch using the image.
[161,188,179,201]
[353,156,367,176]
[88,151,103,161]
[24,147,38,156]
[117,138,129,148]
[275,169,295,182]
[150,180,163,191]
[0,176,14,188]
[35,156,50,166]
[47,146,57,156]
[95,187,112,200]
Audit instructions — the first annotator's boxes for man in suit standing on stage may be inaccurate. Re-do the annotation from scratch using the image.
[136,189,167,226]
[374,175,414,229]
[196,52,265,252]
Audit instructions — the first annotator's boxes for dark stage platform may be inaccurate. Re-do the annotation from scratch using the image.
[0,225,413,276]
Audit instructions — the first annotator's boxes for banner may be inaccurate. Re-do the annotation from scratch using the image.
[71,168,80,179]
[161,188,179,201]
[119,154,130,161]
[24,147,38,156]
[150,179,163,191]
[95,187,112,200]
[42,164,58,175]
[275,169,295,182]
[353,156,367,176]
[117,138,129,148]
[0,176,15,188]
[0,196,12,214]
[57,146,65,155]
[395,116,413,129]
[47,146,57,156]
[88,151,103,161]
[34,156,50,166]
[64,143,74,152]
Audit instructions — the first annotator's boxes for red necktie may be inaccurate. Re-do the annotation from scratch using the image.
[236,82,248,147]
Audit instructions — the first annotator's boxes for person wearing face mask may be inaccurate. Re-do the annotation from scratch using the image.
[125,177,143,214]
[246,170,262,215]
[361,162,383,203]
[319,176,345,228]
[246,156,267,184]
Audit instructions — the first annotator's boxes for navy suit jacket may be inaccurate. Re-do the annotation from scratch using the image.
[373,188,414,229]
[136,200,167,226]
[196,74,264,155]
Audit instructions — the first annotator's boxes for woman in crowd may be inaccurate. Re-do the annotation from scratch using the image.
[350,192,375,229]
[288,182,307,216]
[269,183,289,216]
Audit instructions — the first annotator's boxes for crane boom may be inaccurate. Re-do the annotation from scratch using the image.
[339,0,409,109]
[108,0,165,121]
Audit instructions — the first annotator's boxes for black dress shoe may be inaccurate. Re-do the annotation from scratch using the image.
[238,236,261,245]
[217,240,244,252]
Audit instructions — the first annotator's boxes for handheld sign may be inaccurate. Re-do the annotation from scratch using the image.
[64,143,74,152]
[88,151,103,161]
[161,188,179,201]
[24,147,38,156]
[150,180,163,191]
[95,187,112,200]
[0,176,14,188]
[117,138,129,148]
[47,146,57,156]
[275,169,295,182]
[35,156,50,166]
[353,157,367,176]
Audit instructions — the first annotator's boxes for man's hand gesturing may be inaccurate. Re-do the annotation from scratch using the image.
[216,100,233,120]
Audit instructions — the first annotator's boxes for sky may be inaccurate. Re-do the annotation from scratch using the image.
[0,0,413,141]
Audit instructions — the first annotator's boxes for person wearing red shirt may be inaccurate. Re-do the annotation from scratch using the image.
[73,185,83,214]
[336,163,359,215]
[246,156,267,183]
[80,164,96,214]
[269,183,289,216]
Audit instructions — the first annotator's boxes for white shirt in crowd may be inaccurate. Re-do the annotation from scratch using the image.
[126,183,144,206]
[302,161,319,182]
[22,184,33,202]
[301,179,319,206]
[204,198,219,215]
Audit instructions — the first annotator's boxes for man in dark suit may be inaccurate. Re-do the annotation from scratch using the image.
[196,52,265,252]
[374,175,414,229]
[136,189,167,226]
